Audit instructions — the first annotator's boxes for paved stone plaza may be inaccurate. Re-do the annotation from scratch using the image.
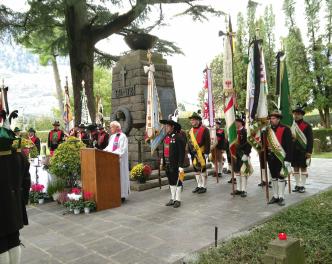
[21,156,332,264]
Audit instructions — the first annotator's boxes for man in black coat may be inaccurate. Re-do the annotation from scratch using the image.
[232,116,252,197]
[47,121,65,156]
[291,104,313,193]
[0,127,31,263]
[161,117,186,208]
[267,111,293,206]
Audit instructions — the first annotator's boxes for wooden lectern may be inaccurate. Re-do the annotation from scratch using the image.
[80,148,121,211]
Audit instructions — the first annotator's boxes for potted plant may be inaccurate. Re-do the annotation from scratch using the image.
[47,179,65,201]
[66,188,83,214]
[130,163,152,183]
[83,191,96,214]
[48,137,85,188]
[29,183,46,204]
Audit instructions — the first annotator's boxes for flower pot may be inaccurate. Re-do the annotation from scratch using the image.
[137,177,146,184]
[124,33,158,50]
[84,207,90,214]
[73,208,80,215]
[38,198,44,204]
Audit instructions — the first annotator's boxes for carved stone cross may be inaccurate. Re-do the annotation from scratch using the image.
[120,66,127,88]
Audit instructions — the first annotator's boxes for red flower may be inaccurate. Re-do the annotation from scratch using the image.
[83,191,94,201]
[143,164,152,176]
[71,188,81,194]
[31,183,44,192]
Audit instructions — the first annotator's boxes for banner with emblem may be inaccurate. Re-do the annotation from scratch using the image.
[63,77,74,132]
[222,23,237,158]
[245,39,269,152]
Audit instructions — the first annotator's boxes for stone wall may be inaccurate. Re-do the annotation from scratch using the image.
[111,50,177,169]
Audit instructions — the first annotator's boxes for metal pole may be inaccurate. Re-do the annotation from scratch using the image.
[215,226,218,247]
[262,130,270,202]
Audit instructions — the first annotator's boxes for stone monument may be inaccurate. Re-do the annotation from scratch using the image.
[111,33,177,168]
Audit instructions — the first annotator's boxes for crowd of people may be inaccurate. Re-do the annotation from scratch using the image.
[160,104,313,208]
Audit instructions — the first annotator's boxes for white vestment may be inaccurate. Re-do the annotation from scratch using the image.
[104,132,130,199]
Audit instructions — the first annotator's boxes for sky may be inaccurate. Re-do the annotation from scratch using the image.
[1,0,317,113]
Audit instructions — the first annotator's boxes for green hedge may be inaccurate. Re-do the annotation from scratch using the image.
[313,129,332,152]
[305,114,331,127]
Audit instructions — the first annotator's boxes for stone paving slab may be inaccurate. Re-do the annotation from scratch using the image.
[21,156,332,264]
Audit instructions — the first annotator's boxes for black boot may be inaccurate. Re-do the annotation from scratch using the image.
[278,198,285,206]
[292,185,299,192]
[198,188,207,194]
[165,200,174,206]
[173,201,181,208]
[218,173,222,178]
[240,191,247,198]
[231,190,242,195]
[258,181,266,187]
[268,197,279,204]
[192,187,200,193]
[298,186,305,193]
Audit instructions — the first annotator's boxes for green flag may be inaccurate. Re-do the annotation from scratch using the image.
[276,52,292,126]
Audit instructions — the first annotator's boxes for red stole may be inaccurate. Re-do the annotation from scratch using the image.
[112,133,121,151]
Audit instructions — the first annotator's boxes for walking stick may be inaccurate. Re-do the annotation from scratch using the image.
[262,130,269,202]
[156,147,162,189]
[288,171,291,194]
[214,148,219,183]
[230,155,235,195]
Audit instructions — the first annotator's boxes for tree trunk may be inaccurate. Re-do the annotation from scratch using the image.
[64,0,96,125]
[318,108,326,127]
[324,107,331,128]
[51,57,64,117]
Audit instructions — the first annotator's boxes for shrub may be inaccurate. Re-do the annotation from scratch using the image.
[48,137,85,188]
[312,129,332,152]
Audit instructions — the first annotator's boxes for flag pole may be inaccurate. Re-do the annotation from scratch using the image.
[156,147,162,189]
[262,129,269,202]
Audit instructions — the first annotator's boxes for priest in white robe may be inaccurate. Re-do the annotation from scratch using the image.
[104,121,130,201]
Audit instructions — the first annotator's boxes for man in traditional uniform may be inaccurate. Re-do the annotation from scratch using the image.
[0,118,30,263]
[28,128,41,155]
[104,121,130,202]
[86,124,98,148]
[78,124,89,145]
[188,112,210,194]
[267,111,292,206]
[160,117,185,208]
[47,121,65,156]
[291,104,313,193]
[96,124,109,150]
[212,120,225,177]
[13,127,21,137]
[232,115,252,197]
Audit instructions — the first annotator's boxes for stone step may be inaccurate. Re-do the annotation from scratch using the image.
[130,168,215,191]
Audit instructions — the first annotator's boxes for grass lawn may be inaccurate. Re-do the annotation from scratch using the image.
[192,189,332,264]
[312,152,332,159]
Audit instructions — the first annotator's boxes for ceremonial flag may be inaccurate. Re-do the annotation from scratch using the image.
[223,30,237,158]
[81,80,92,125]
[144,59,163,153]
[63,77,73,132]
[0,87,4,123]
[96,96,104,125]
[276,51,292,127]
[245,39,269,151]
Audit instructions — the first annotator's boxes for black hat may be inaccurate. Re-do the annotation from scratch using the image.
[160,119,181,131]
[52,120,60,126]
[235,112,245,125]
[269,110,283,119]
[97,124,104,129]
[13,127,21,132]
[78,124,86,129]
[188,112,202,121]
[86,124,97,131]
[28,127,36,133]
[292,103,307,115]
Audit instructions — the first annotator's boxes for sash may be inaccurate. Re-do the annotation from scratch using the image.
[291,121,307,150]
[189,128,206,168]
[50,130,62,145]
[267,126,288,176]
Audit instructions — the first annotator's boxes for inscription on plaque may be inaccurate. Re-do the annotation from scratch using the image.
[113,86,136,98]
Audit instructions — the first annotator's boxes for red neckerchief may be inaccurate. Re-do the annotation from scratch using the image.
[273,124,285,145]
